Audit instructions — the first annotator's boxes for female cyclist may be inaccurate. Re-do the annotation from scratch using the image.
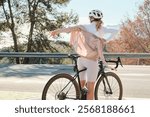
[51,10,111,100]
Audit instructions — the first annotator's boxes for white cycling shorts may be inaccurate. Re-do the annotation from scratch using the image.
[77,57,99,82]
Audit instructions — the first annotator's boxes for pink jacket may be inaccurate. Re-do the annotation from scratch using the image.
[56,26,106,63]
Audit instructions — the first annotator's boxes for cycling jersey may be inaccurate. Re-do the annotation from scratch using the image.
[83,22,101,37]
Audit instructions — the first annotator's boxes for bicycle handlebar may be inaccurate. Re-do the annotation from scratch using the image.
[106,57,123,69]
[68,54,79,61]
[68,54,123,69]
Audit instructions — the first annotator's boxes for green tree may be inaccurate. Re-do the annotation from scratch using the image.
[23,0,78,63]
[0,0,78,64]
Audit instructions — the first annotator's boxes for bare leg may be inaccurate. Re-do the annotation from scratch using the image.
[80,80,86,88]
[86,82,95,100]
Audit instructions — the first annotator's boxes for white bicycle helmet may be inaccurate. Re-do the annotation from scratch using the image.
[89,10,103,19]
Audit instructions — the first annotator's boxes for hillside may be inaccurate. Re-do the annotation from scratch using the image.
[107,38,150,65]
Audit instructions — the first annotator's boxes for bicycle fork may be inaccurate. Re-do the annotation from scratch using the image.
[102,75,113,95]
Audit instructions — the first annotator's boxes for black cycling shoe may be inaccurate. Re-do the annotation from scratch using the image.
[81,87,88,100]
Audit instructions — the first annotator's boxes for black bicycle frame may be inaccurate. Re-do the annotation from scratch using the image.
[59,56,120,99]
[97,61,113,94]
[57,65,87,99]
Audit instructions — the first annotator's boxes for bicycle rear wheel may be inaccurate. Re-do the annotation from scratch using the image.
[42,73,80,100]
[95,72,123,100]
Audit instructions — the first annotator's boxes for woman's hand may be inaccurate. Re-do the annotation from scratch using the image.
[50,26,81,38]
[50,30,58,37]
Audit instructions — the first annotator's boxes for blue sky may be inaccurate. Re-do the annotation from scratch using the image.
[64,0,144,26]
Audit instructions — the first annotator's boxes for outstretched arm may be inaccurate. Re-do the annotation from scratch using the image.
[50,26,81,37]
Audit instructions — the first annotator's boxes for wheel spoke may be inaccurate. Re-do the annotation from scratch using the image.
[42,74,80,100]
[95,72,123,100]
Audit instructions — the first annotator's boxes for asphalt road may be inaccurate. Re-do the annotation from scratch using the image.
[0,64,150,100]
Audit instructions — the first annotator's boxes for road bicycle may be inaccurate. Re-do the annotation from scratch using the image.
[42,54,123,100]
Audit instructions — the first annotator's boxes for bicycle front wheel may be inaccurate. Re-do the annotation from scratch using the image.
[42,73,80,100]
[95,72,123,100]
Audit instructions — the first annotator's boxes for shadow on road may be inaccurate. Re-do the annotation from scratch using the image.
[0,64,74,78]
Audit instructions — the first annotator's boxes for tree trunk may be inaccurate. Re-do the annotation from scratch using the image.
[6,0,20,63]
[23,0,38,64]
[23,22,35,64]
[10,28,20,64]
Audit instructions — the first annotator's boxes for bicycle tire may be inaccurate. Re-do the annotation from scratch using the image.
[42,73,80,100]
[95,72,123,100]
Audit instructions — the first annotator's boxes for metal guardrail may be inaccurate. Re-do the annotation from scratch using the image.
[0,52,150,59]
[0,52,69,58]
[104,53,150,59]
